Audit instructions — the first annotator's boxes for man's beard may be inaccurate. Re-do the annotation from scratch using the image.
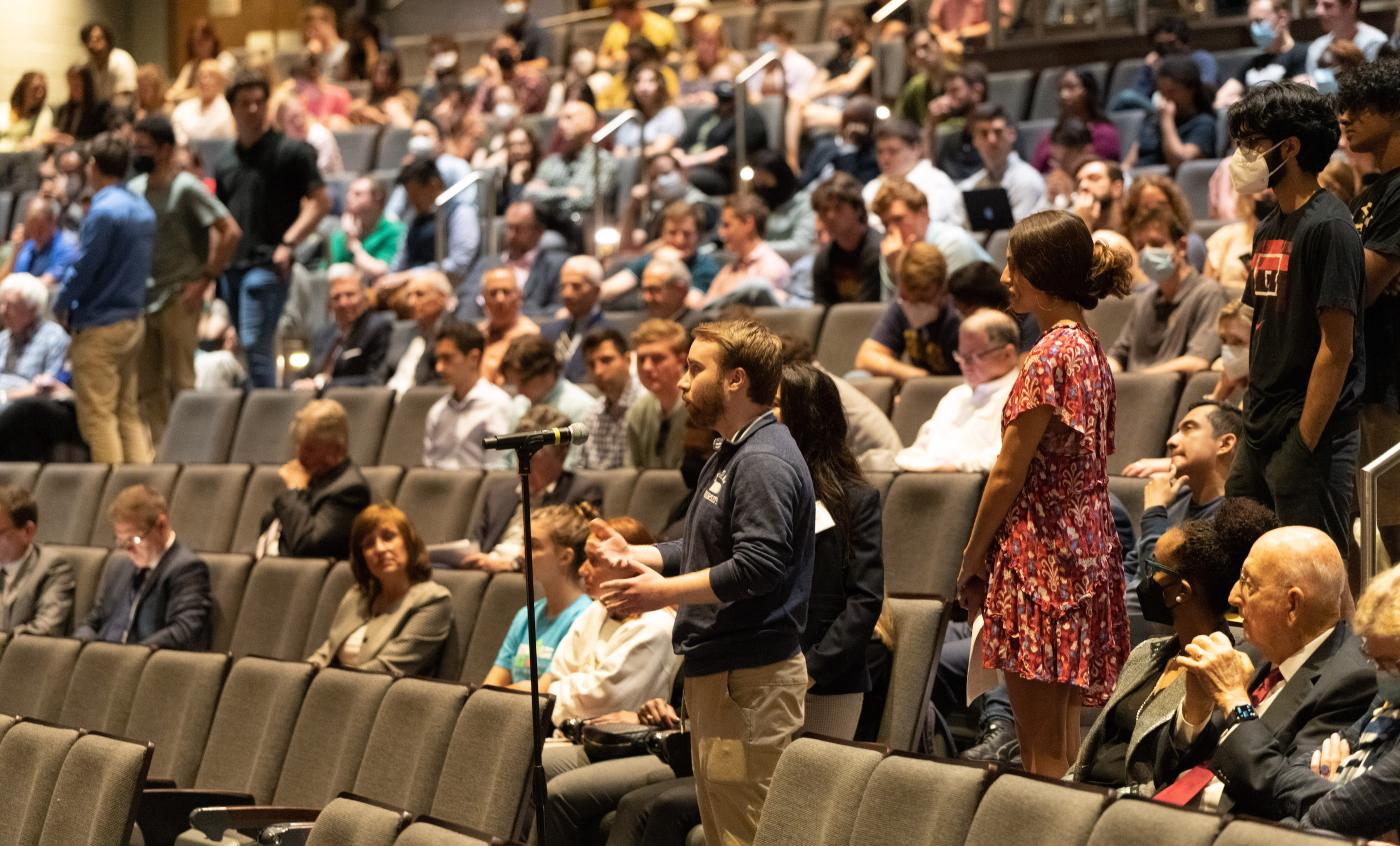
[685,380,723,429]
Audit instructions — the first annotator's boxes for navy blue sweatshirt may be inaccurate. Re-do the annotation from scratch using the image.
[657,412,816,677]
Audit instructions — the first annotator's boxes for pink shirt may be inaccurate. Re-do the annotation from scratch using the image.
[703,241,791,305]
[296,80,352,122]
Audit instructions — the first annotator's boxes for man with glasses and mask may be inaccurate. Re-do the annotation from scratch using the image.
[1221,82,1365,563]
[1109,207,1227,375]
[75,485,211,650]
[855,241,960,383]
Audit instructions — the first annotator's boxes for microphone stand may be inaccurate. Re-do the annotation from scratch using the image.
[515,443,549,845]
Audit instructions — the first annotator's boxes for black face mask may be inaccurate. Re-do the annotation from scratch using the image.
[835,34,854,52]
[1136,575,1177,625]
[496,50,517,73]
[132,153,156,175]
[1253,198,1277,222]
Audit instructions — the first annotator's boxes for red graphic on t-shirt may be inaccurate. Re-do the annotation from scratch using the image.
[1249,238,1291,300]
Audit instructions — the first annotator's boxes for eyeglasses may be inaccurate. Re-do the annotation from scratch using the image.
[115,534,144,552]
[1143,556,1183,584]
[952,346,1005,366]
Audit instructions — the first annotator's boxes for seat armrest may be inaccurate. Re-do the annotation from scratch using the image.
[136,788,256,846]
[189,806,321,840]
[259,821,314,846]
[144,778,178,789]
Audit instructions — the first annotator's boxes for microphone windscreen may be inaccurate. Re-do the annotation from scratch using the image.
[568,422,590,445]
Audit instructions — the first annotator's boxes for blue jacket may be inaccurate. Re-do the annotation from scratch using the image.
[658,412,816,677]
[57,184,156,331]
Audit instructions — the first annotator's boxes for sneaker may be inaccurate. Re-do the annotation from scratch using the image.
[960,718,1018,762]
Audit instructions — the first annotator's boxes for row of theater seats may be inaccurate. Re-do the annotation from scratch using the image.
[272,796,515,846]
[744,736,1359,846]
[0,637,545,846]
[0,716,152,846]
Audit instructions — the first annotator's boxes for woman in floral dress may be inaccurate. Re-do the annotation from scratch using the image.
[956,210,1133,777]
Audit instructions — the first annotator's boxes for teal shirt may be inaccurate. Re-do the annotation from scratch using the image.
[328,216,405,267]
[494,595,594,683]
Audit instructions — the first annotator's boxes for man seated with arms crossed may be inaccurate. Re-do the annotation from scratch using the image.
[855,242,961,383]
[893,309,1019,472]
[1109,207,1227,374]
[627,318,691,470]
[423,322,514,471]
[0,485,73,636]
[76,485,211,650]
[1152,526,1376,815]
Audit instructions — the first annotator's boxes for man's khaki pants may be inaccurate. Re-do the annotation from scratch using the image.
[684,653,807,846]
[71,317,152,464]
[138,295,201,444]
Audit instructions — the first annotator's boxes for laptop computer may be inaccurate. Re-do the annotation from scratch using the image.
[962,187,1016,233]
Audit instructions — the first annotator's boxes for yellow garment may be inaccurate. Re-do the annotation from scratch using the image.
[599,11,678,66]
[1204,221,1252,298]
[596,65,680,111]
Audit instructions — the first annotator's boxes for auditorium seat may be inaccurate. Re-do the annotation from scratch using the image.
[1084,295,1133,349]
[863,471,895,502]
[1213,819,1355,846]
[169,463,252,552]
[1176,158,1220,222]
[752,738,884,846]
[849,754,992,846]
[38,731,153,846]
[1015,117,1056,162]
[32,463,108,545]
[881,473,982,596]
[1085,797,1222,846]
[230,465,286,554]
[987,230,1010,270]
[123,650,230,787]
[375,127,413,171]
[325,387,396,467]
[354,678,472,816]
[1106,58,1146,106]
[815,303,886,376]
[395,820,494,846]
[290,795,412,846]
[577,468,639,517]
[429,685,552,841]
[87,462,181,546]
[1109,111,1146,159]
[379,386,450,467]
[848,376,896,417]
[334,129,379,173]
[1110,373,1181,475]
[605,310,649,343]
[156,390,244,464]
[756,96,787,157]
[43,544,109,634]
[1109,475,1149,537]
[1029,63,1107,120]
[625,470,689,539]
[203,553,254,652]
[184,668,395,845]
[433,570,492,681]
[0,460,40,491]
[890,376,961,446]
[0,634,82,721]
[135,656,316,846]
[190,138,234,174]
[228,557,335,660]
[303,561,358,659]
[986,69,1034,121]
[0,721,80,845]
[965,774,1109,846]
[1212,48,1258,88]
[362,466,406,504]
[57,641,151,735]
[398,469,484,545]
[0,631,7,661]
[754,306,824,350]
[1174,370,1219,426]
[460,574,529,684]
[229,390,315,465]
[878,595,949,752]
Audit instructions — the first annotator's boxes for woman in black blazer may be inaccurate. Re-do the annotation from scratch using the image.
[778,362,885,739]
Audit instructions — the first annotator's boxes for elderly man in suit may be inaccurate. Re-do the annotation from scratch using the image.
[75,485,211,649]
[258,399,371,559]
[1153,525,1377,816]
[0,485,73,635]
[387,269,454,395]
[457,200,567,321]
[292,264,393,392]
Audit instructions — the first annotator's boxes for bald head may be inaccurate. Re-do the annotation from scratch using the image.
[1233,526,1348,665]
[956,308,1019,387]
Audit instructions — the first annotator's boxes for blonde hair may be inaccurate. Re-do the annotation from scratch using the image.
[291,399,350,449]
[631,318,690,356]
[1356,566,1400,641]
[535,502,601,577]
[109,485,168,531]
[897,242,948,299]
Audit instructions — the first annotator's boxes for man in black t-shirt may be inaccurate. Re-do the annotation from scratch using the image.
[1224,82,1364,559]
[810,172,882,304]
[1337,62,1400,559]
[215,72,329,388]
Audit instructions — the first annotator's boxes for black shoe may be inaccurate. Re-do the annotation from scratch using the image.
[960,719,1018,762]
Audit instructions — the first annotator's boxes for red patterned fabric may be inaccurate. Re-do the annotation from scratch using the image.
[980,321,1130,707]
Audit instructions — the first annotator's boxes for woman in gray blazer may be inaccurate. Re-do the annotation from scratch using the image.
[308,504,452,676]
[1069,497,1278,792]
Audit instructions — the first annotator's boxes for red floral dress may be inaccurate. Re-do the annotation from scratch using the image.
[980,321,1130,707]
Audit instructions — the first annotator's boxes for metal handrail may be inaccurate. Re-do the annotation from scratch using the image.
[735,52,786,191]
[1360,439,1400,584]
[590,110,641,252]
[435,170,497,266]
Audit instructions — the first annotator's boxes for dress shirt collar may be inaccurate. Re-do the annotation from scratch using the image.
[1278,624,1338,684]
[969,367,1018,403]
[449,377,495,409]
[1,544,34,578]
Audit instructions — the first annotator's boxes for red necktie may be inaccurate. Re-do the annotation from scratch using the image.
[1153,667,1284,806]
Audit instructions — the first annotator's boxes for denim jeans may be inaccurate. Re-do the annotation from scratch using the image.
[222,265,288,388]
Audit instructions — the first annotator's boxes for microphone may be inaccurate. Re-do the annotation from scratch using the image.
[483,423,590,451]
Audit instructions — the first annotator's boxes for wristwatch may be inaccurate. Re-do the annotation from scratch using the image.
[1223,703,1258,729]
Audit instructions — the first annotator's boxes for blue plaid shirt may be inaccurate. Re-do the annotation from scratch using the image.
[0,319,68,393]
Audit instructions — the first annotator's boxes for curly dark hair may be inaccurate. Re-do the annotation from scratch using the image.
[1335,57,1400,118]
[1227,81,1341,174]
[1166,498,1277,616]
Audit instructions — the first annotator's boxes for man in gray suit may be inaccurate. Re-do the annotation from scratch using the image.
[0,485,73,635]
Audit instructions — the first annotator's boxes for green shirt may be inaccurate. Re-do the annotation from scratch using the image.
[129,170,230,313]
[894,73,943,127]
[328,216,404,267]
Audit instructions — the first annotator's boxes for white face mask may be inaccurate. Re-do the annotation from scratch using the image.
[494,102,520,123]
[1138,246,1176,284]
[1229,139,1286,195]
[431,51,459,72]
[898,297,941,329]
[407,135,436,159]
[1220,342,1249,381]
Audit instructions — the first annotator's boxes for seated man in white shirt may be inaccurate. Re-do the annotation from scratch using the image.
[895,309,1020,472]
[862,118,966,228]
[422,322,515,470]
[957,104,1046,222]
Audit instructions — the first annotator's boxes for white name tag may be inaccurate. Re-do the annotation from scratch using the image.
[814,501,836,535]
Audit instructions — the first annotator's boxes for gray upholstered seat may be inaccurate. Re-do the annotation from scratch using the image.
[87,463,181,546]
[378,386,450,467]
[32,463,109,546]
[394,821,493,846]
[848,754,991,846]
[203,553,254,652]
[432,570,492,681]
[230,464,285,554]
[397,469,484,545]
[0,461,41,490]
[0,634,83,720]
[574,468,639,517]
[362,466,405,504]
[964,774,1108,846]
[878,596,949,753]
[156,389,243,463]
[229,390,314,465]
[625,470,687,539]
[848,377,896,418]
[889,376,962,446]
[459,574,529,683]
[39,732,153,846]
[753,306,824,349]
[1085,797,1222,846]
[752,738,884,846]
[58,641,152,734]
[292,796,411,846]
[814,303,886,376]
[881,474,982,596]
[1110,373,1183,475]
[1213,820,1357,846]
[324,387,396,468]
[351,678,472,815]
[0,721,81,845]
[123,650,230,786]
[302,562,358,658]
[168,463,253,553]
[228,557,334,660]
[45,545,109,635]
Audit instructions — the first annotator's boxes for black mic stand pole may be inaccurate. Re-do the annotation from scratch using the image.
[515,444,550,845]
